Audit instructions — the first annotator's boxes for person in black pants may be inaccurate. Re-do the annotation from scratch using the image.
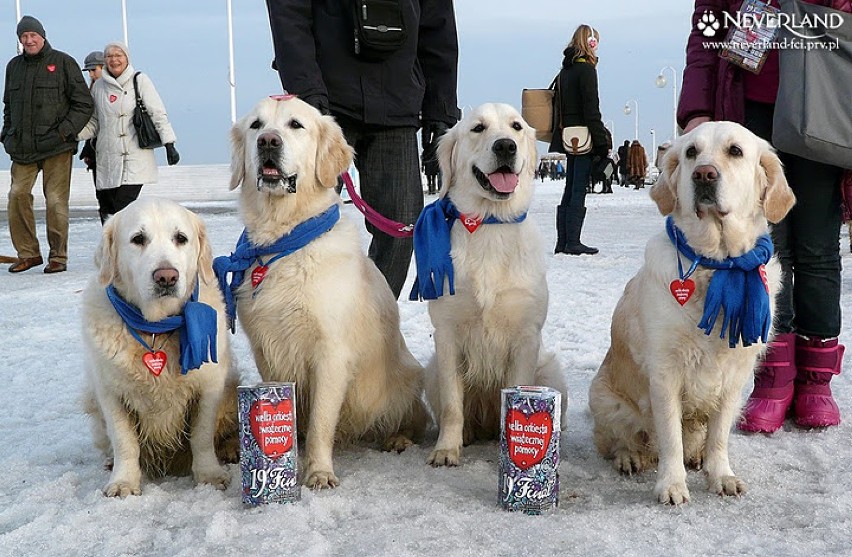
[617,140,629,186]
[266,0,460,299]
[549,24,609,255]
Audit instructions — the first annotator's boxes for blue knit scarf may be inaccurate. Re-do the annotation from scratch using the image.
[409,197,527,301]
[213,204,339,328]
[106,283,218,375]
[666,216,773,348]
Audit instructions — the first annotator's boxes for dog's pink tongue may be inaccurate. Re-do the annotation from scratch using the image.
[487,171,519,193]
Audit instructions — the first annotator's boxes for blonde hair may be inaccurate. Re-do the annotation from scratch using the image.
[569,24,599,66]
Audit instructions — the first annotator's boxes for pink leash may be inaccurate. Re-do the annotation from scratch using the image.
[340,171,414,238]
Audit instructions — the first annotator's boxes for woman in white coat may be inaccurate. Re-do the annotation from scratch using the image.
[78,42,179,223]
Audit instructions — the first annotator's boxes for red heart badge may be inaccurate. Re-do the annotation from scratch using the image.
[758,264,769,293]
[670,278,696,306]
[142,350,167,376]
[109,94,118,103]
[505,409,552,470]
[459,214,482,234]
[46,64,55,72]
[251,265,269,288]
[249,399,294,458]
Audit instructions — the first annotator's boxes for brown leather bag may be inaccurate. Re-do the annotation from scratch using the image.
[521,75,558,142]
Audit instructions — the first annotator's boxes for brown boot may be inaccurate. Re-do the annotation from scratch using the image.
[9,256,43,273]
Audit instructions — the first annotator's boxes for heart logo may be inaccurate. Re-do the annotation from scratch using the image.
[758,264,769,293]
[459,214,482,234]
[46,64,55,72]
[251,265,269,288]
[505,409,552,470]
[249,399,294,459]
[142,350,167,376]
[670,278,696,306]
[109,94,118,103]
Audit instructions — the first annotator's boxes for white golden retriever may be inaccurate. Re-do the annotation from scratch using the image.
[82,197,238,497]
[422,103,568,467]
[588,122,796,504]
[226,96,427,489]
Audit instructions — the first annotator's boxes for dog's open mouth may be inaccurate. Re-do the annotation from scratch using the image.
[258,159,297,193]
[473,165,519,198]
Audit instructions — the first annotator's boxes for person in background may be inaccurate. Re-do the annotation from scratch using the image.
[550,24,608,255]
[2,16,93,274]
[79,50,104,198]
[78,42,179,224]
[627,139,647,189]
[617,139,629,186]
[680,0,852,431]
[266,0,460,299]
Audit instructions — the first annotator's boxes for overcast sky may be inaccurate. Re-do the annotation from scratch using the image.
[0,1,694,168]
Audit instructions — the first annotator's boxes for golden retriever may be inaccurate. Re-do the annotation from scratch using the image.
[422,103,568,467]
[226,96,427,489]
[82,197,238,497]
[588,122,796,504]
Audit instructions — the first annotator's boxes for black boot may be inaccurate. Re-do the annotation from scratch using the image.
[562,206,598,255]
[555,205,567,253]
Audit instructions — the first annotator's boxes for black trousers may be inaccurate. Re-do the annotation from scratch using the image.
[335,115,423,299]
[744,101,843,337]
[95,184,143,224]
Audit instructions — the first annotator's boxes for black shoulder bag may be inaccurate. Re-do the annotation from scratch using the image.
[132,72,163,149]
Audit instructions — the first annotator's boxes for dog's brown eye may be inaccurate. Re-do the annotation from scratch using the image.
[130,233,147,246]
[289,119,304,130]
[512,122,522,131]
[174,232,188,246]
[250,119,262,130]
[472,123,486,133]
[729,145,743,157]
[685,146,697,158]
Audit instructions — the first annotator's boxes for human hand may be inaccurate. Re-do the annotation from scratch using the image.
[684,116,711,133]
[421,121,449,163]
[165,143,180,166]
[302,94,330,116]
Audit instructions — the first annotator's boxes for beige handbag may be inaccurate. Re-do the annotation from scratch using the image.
[521,75,558,142]
[562,126,592,155]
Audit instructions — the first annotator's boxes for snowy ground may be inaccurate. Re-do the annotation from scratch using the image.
[1,169,851,557]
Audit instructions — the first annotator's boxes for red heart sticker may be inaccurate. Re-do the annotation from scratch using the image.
[459,214,482,233]
[251,265,269,288]
[46,64,55,72]
[670,278,696,306]
[142,350,167,376]
[758,264,769,293]
[249,399,294,458]
[505,409,552,470]
[109,94,118,103]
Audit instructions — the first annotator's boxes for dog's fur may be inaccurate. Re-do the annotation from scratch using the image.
[424,103,568,467]
[82,197,238,497]
[229,96,427,488]
[588,122,796,504]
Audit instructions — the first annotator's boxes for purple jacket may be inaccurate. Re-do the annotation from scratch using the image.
[678,0,852,129]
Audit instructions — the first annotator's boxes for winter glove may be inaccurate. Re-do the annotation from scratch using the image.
[165,143,180,166]
[421,120,450,164]
[302,94,331,116]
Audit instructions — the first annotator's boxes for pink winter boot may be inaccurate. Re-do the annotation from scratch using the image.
[794,336,844,428]
[739,333,797,433]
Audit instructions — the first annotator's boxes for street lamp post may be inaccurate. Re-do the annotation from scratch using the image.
[650,129,656,166]
[656,66,678,141]
[623,99,639,141]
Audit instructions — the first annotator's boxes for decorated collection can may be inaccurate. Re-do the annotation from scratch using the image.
[498,386,561,514]
[238,382,300,505]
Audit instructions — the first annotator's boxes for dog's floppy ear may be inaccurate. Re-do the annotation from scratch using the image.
[229,119,247,191]
[436,124,458,197]
[760,148,795,224]
[95,213,119,286]
[649,147,680,215]
[191,211,215,285]
[315,115,354,188]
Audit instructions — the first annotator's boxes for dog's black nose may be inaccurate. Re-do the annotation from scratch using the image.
[492,139,517,158]
[692,164,719,185]
[153,267,179,288]
[257,132,282,150]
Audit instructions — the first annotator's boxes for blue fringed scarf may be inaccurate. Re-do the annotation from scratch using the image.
[106,283,218,375]
[213,204,339,329]
[408,197,527,301]
[666,216,773,348]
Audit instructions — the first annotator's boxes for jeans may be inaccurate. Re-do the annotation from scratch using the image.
[335,115,423,299]
[744,101,843,337]
[560,154,592,207]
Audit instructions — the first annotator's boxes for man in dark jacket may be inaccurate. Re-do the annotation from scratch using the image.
[266,0,460,299]
[2,16,93,273]
[617,140,629,186]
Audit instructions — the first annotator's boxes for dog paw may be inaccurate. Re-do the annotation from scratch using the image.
[710,475,747,497]
[103,480,141,498]
[613,450,647,475]
[655,481,690,505]
[194,465,231,490]
[427,447,460,467]
[304,468,340,489]
[383,433,414,454]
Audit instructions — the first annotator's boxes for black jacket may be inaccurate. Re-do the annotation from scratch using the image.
[2,42,93,164]
[549,46,607,156]
[266,0,460,127]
